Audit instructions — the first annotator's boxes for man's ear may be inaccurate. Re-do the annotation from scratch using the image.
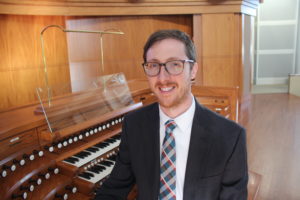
[190,62,198,81]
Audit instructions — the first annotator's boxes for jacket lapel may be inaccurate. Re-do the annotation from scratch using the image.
[143,103,161,199]
[183,101,214,200]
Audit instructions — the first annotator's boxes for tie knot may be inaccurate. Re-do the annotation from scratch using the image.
[165,119,177,132]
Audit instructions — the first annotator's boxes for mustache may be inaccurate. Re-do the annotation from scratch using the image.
[155,81,177,88]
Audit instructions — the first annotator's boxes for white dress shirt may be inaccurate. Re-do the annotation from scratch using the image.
[159,97,196,200]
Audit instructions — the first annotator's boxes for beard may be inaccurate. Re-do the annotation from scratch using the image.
[153,80,191,109]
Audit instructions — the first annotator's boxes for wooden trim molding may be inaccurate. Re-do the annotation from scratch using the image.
[0,0,259,16]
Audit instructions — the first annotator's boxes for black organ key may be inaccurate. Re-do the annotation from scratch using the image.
[74,151,90,159]
[87,168,102,174]
[78,158,116,183]
[64,157,77,164]
[70,157,79,162]
[94,142,109,149]
[95,165,106,170]
[100,160,114,167]
[85,147,99,153]
[88,165,106,173]
[105,138,116,143]
[78,172,94,179]
[78,173,89,179]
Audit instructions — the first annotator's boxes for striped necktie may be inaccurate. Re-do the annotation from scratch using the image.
[159,119,177,200]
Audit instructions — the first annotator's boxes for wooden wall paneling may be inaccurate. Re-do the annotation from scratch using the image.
[0,0,260,16]
[0,2,260,110]
[65,15,193,90]
[0,15,71,110]
[201,13,242,98]
[200,12,254,119]
[192,14,203,85]
[235,13,243,100]
[41,24,71,96]
[202,13,240,86]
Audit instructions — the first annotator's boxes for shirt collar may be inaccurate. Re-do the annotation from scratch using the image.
[159,96,196,132]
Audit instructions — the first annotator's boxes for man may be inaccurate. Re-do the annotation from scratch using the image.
[95,29,248,200]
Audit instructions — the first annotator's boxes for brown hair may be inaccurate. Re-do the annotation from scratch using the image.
[143,29,196,62]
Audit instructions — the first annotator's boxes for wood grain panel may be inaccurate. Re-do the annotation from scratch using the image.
[0,128,39,161]
[201,13,241,95]
[0,0,260,16]
[65,15,192,89]
[0,15,71,110]
[192,14,203,85]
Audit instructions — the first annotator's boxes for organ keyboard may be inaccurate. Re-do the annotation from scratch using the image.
[0,79,151,200]
[63,134,121,168]
[77,156,116,184]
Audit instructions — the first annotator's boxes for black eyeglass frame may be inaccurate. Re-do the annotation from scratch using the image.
[142,59,195,77]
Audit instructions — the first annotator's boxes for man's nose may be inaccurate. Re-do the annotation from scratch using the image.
[157,65,170,80]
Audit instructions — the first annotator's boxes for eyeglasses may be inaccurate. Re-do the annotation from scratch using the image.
[142,59,194,77]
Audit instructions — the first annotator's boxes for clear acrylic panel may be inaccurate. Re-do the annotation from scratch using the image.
[37,73,134,133]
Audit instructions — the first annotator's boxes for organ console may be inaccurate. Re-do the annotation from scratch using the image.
[0,76,151,200]
[0,73,244,200]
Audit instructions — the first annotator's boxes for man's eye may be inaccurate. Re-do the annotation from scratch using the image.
[170,61,180,66]
[149,63,159,68]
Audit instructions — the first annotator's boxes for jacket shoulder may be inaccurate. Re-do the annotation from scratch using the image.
[195,102,245,135]
[125,102,158,120]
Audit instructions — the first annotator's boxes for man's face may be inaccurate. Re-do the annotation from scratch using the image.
[145,38,198,110]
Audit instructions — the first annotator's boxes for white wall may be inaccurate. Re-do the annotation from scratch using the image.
[255,0,299,85]
[296,7,300,74]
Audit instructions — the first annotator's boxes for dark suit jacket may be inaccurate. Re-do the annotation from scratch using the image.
[95,100,248,200]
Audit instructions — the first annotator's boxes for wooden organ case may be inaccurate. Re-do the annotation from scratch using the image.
[0,77,152,200]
